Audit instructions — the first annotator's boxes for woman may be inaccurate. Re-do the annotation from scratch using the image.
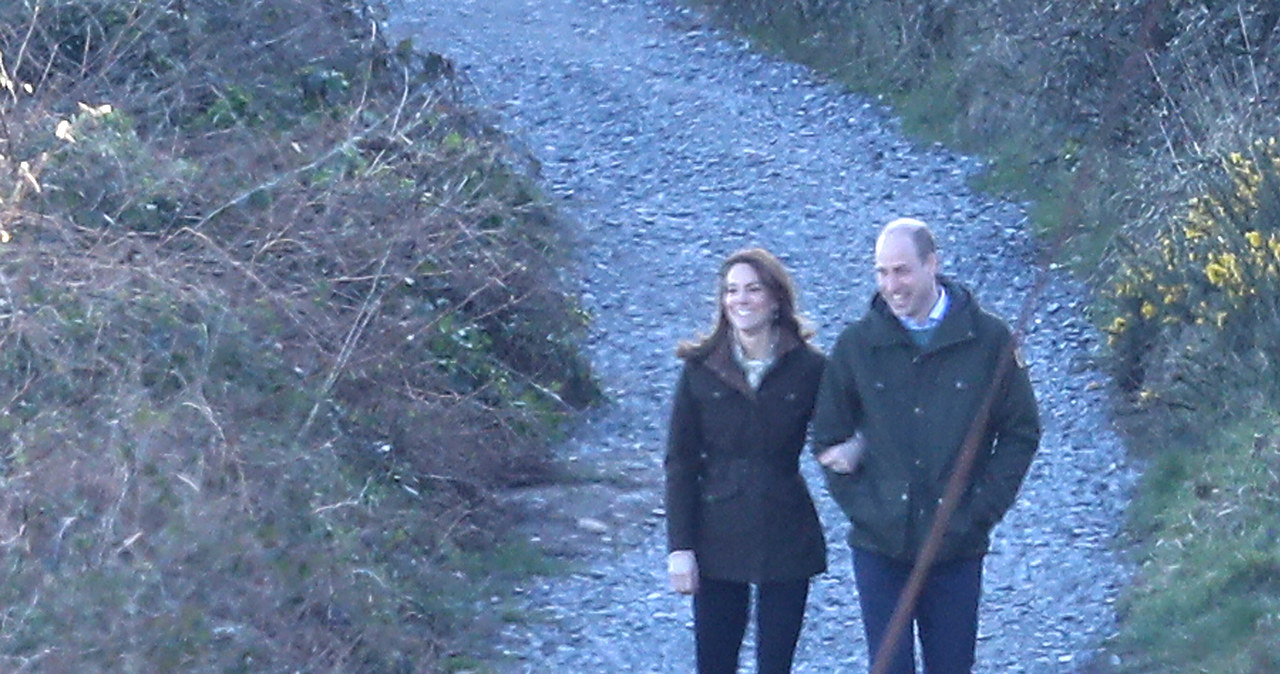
[665,248,827,674]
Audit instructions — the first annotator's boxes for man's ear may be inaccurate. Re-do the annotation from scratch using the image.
[925,252,940,275]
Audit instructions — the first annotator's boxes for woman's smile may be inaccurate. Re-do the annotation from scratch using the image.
[723,263,777,336]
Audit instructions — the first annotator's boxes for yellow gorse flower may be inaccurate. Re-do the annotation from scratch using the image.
[1205,261,1229,286]
[1157,283,1186,305]
[1106,135,1280,360]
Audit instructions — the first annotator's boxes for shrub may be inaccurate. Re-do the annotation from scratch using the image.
[1102,138,1280,438]
[1,0,595,669]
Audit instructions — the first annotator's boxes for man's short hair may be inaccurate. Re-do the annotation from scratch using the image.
[881,217,937,261]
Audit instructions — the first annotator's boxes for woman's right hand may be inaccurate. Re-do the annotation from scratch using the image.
[668,549,699,595]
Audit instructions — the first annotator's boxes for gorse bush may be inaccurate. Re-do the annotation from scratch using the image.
[1,0,594,670]
[1104,138,1280,427]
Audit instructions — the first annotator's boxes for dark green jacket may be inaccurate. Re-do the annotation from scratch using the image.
[665,331,827,583]
[811,279,1040,562]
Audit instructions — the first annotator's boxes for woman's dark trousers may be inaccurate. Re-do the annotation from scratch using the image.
[694,577,810,673]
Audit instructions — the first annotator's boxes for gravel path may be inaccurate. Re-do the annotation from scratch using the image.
[387,1,1138,671]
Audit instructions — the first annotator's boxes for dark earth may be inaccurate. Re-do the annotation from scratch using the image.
[387,0,1139,671]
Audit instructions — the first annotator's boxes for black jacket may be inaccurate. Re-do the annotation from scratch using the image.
[665,331,827,583]
[811,278,1041,562]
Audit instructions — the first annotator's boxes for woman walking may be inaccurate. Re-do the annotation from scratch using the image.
[665,248,827,673]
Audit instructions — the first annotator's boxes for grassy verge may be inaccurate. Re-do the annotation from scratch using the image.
[1107,412,1280,673]
[0,0,595,670]
[684,0,1280,669]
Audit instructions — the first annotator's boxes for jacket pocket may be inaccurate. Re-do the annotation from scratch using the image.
[823,468,874,525]
[827,469,909,553]
[701,460,743,504]
[943,495,994,557]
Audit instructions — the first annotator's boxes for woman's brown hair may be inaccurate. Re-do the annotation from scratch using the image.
[676,247,813,360]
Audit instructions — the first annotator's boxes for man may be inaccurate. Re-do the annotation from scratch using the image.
[812,218,1041,674]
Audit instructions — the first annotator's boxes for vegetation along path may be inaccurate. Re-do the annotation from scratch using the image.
[388,0,1137,671]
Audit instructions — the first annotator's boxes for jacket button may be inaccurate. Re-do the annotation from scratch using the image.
[914,407,923,415]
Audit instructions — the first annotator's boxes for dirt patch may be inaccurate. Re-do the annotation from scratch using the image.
[500,463,665,560]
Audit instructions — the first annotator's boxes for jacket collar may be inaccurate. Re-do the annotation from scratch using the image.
[703,329,802,399]
[865,277,978,353]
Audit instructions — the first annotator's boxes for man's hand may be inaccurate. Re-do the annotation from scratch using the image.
[817,433,866,474]
[668,549,699,595]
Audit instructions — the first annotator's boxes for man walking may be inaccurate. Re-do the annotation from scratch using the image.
[812,217,1041,673]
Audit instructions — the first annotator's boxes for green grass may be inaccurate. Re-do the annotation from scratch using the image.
[1109,413,1280,672]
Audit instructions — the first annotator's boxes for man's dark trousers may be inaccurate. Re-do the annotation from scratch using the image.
[853,549,982,674]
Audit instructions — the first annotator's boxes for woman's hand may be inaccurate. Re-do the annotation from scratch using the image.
[817,433,866,474]
[668,549,699,595]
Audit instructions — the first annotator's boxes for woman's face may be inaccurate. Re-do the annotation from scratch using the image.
[722,262,777,337]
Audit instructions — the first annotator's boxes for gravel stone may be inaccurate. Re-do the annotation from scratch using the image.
[387,0,1138,671]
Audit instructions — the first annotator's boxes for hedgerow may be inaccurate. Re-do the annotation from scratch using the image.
[1104,138,1280,429]
[1,0,594,669]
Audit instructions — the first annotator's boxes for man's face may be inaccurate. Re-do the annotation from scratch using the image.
[875,230,939,323]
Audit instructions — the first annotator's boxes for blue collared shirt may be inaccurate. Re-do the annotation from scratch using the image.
[898,286,948,346]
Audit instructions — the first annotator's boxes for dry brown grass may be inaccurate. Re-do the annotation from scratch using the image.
[1,0,594,670]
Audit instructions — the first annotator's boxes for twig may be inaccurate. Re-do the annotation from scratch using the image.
[294,245,393,446]
[1238,5,1262,103]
